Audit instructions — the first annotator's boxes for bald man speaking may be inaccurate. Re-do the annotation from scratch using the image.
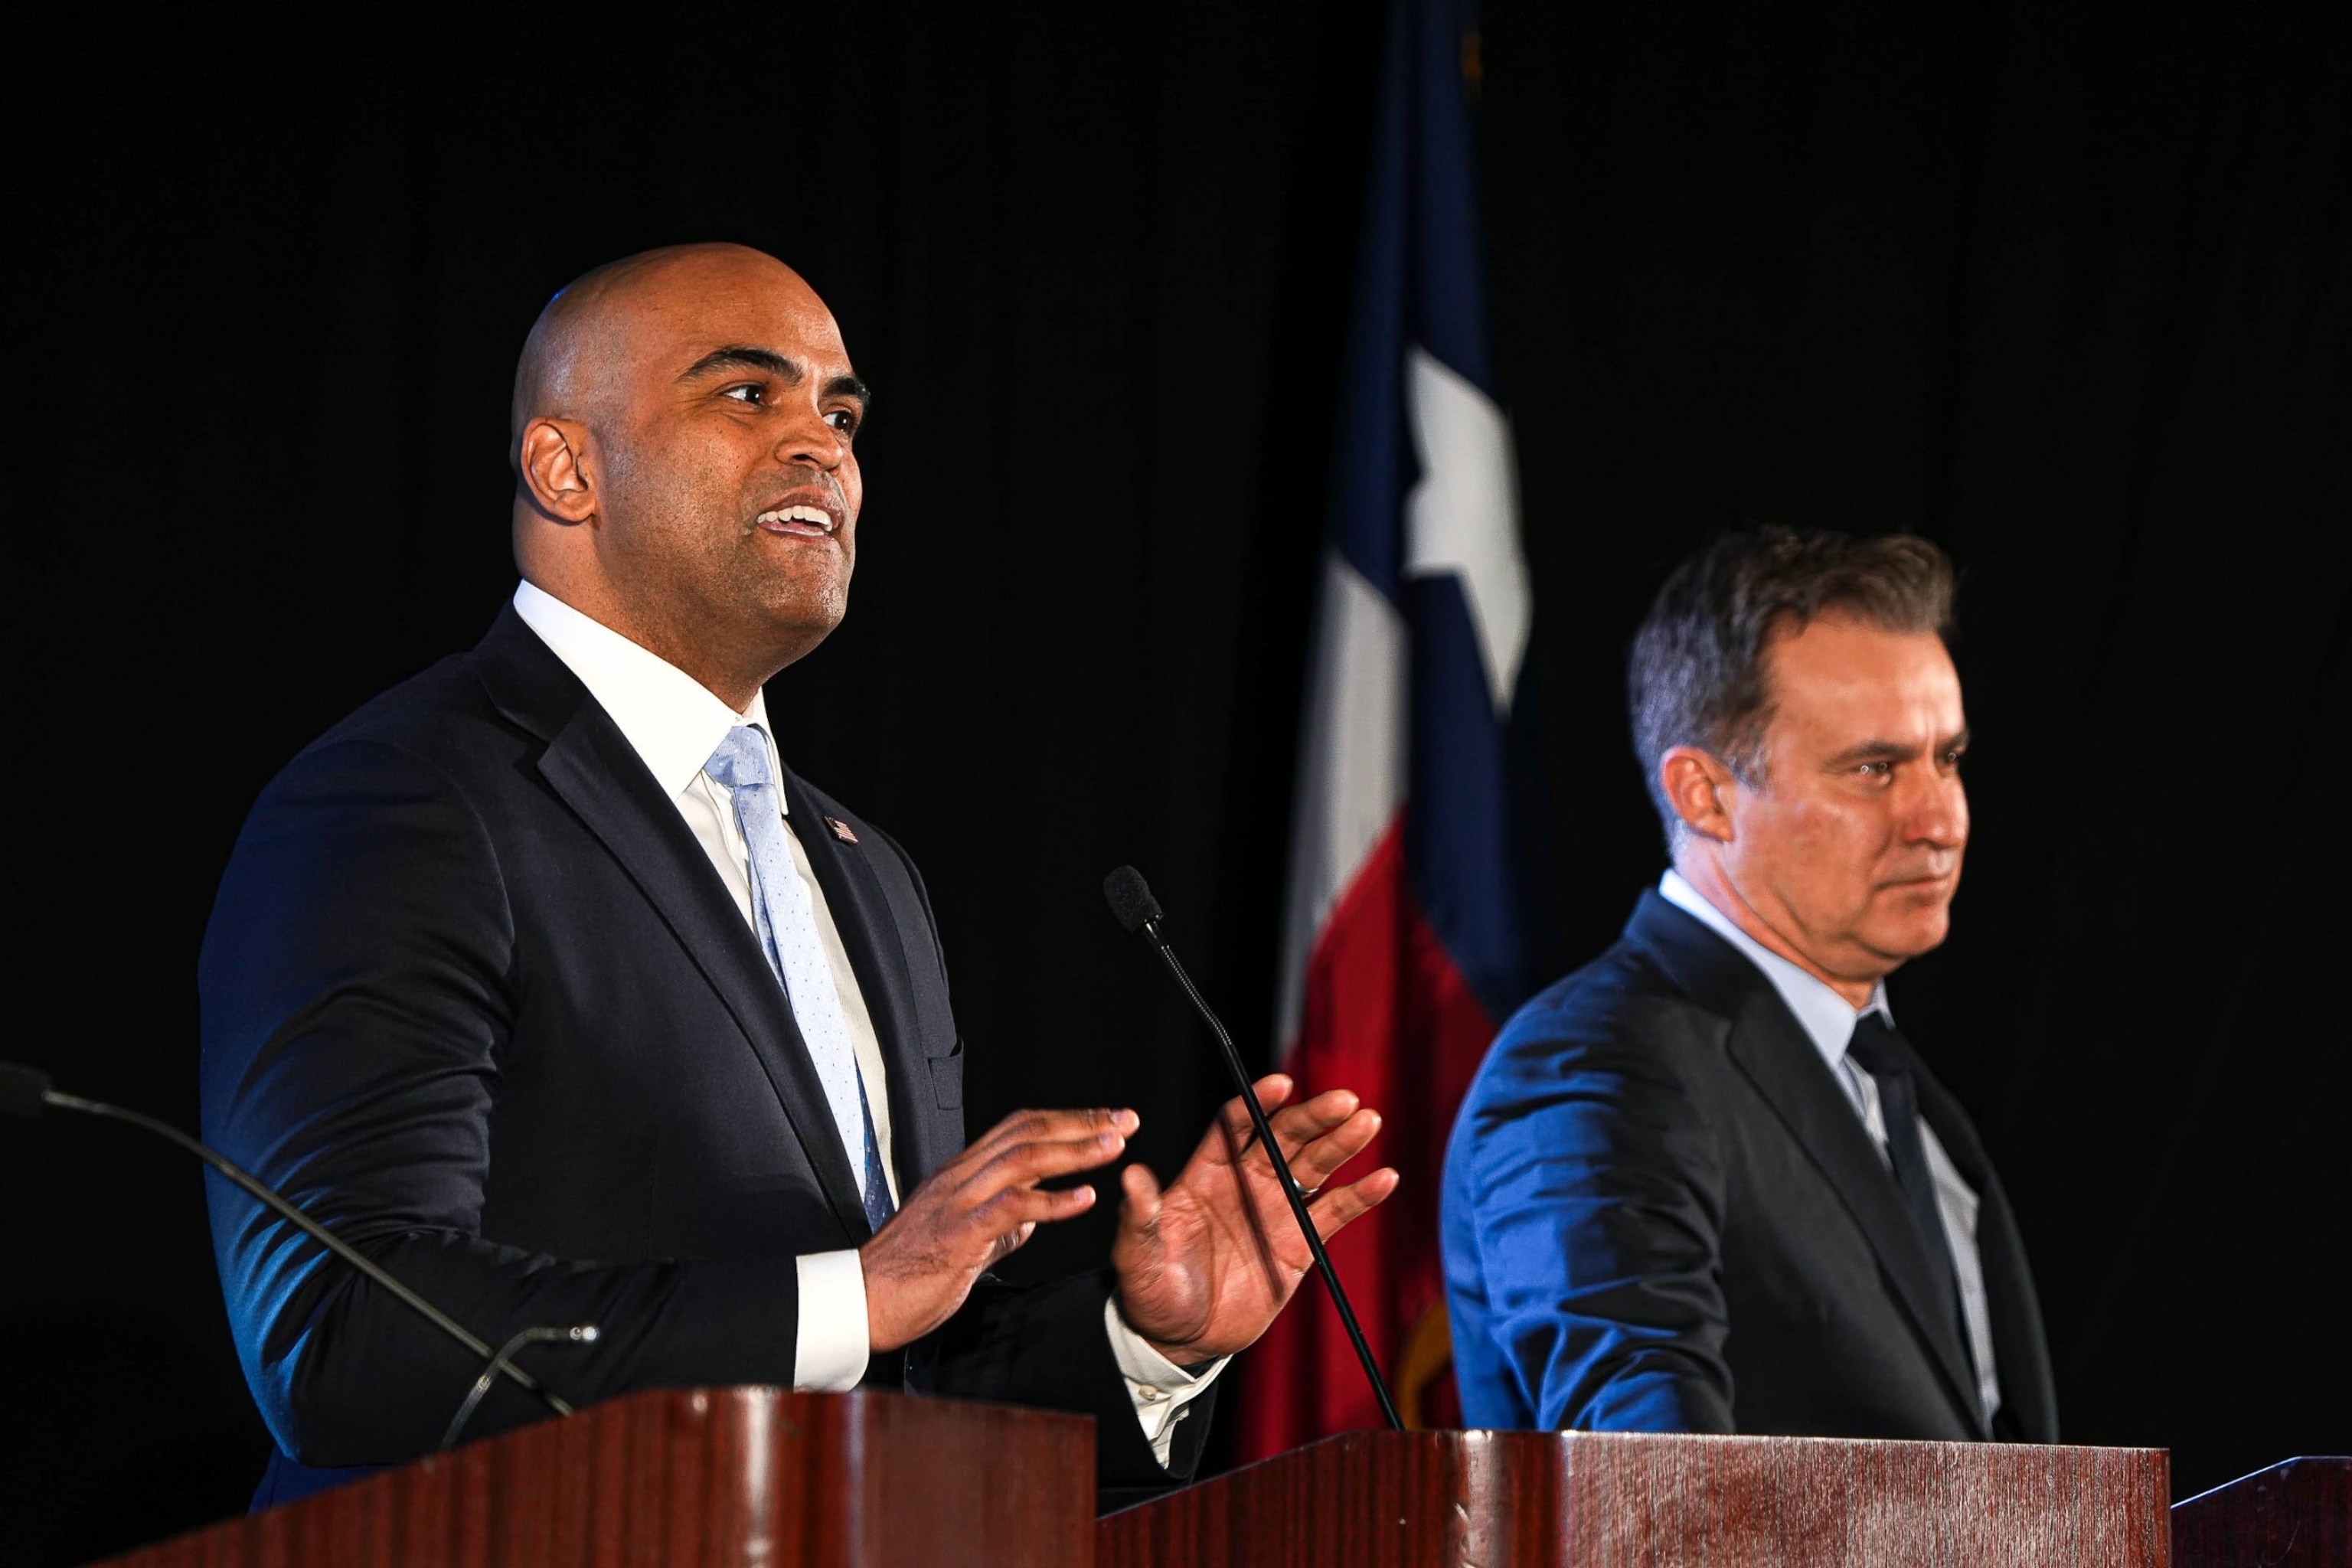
[198,245,1395,1506]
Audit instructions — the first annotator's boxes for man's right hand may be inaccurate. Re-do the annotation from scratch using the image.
[861,1106,1138,1354]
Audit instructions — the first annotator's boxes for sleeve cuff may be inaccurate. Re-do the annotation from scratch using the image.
[1105,1296,1229,1467]
[793,1250,871,1391]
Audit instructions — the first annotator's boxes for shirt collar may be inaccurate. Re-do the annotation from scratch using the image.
[1658,868,1890,1073]
[511,580,782,803]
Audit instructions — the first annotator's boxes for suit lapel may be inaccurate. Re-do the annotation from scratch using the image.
[1721,998,1989,1434]
[1627,893,1989,1436]
[468,609,871,1243]
[781,772,942,1191]
[1914,1068,2061,1440]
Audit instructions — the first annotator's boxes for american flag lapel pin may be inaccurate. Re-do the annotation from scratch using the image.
[824,816,860,844]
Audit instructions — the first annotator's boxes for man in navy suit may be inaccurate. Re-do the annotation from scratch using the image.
[1441,528,2056,1442]
[200,243,1398,1504]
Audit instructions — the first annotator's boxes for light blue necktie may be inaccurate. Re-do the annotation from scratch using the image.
[704,726,894,1232]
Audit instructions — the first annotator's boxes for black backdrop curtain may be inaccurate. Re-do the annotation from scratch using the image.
[6,4,2345,1562]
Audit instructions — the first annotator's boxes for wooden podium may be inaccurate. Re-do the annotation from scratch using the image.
[2173,1456,2351,1568]
[1097,1428,2174,1568]
[93,1390,2332,1568]
[96,1388,1095,1568]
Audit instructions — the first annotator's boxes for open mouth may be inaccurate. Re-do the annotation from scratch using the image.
[755,502,841,539]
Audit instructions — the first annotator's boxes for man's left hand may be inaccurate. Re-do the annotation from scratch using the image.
[1111,1074,1397,1365]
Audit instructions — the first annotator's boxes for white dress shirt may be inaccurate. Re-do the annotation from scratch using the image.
[512,581,1216,1461]
[1660,871,2002,1423]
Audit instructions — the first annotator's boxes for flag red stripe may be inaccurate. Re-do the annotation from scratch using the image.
[1239,815,1495,1455]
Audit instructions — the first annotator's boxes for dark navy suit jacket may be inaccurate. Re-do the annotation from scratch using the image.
[1440,890,2057,1442]
[199,606,1199,1503]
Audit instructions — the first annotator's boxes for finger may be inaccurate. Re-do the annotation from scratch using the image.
[1282,1106,1385,1189]
[969,1178,1098,1237]
[959,1109,1137,1178]
[1262,1087,1366,1155]
[1304,1167,1400,1240]
[962,1106,1138,1166]
[1277,1085,1367,1129]
[1250,1073,1297,1112]
[1224,1086,1364,1178]
[1116,1161,1164,1238]
[961,1126,1131,1203]
[1197,1075,1296,1167]
[1227,1074,1295,1135]
[988,1220,1040,1265]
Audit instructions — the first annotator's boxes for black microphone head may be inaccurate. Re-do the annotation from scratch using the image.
[0,1060,53,1119]
[1102,866,1164,936]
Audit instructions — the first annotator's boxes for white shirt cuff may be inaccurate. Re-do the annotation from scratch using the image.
[793,1250,871,1391]
[1105,1296,1229,1468]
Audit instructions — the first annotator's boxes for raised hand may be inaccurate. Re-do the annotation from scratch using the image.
[1109,1074,1396,1365]
[861,1106,1135,1353]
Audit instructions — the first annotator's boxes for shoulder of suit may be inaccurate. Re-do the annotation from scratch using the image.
[263,655,521,799]
[1452,939,1737,1150]
[1485,937,1732,1073]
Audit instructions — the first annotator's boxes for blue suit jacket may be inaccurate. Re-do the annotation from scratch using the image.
[1440,891,2057,1441]
[200,606,1201,1504]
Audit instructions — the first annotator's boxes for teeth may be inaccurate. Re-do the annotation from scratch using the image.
[759,505,835,533]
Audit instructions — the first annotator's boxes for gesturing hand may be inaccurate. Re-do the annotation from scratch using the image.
[1110,1074,1396,1365]
[861,1106,1135,1354]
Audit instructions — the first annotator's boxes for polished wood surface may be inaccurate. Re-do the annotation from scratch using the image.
[1099,1429,2171,1568]
[99,1388,1094,1568]
[2172,1456,2350,1568]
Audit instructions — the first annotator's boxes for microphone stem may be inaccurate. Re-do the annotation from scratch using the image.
[1148,938,1404,1431]
[41,1089,573,1419]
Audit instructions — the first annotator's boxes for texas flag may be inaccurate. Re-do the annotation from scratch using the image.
[1240,0,1540,1457]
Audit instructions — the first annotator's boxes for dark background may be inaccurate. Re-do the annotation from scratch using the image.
[7,4,2347,1561]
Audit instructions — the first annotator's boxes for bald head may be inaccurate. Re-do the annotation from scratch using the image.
[511,243,829,461]
[507,243,870,709]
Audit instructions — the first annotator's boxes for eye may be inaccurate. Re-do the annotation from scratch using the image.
[1857,760,1893,778]
[825,407,861,435]
[1941,748,1966,769]
[722,383,767,406]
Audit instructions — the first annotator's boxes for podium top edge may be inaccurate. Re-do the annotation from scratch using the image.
[1267,1428,2168,1459]
[2174,1454,2352,1507]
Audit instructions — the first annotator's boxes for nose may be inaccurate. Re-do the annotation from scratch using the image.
[1903,766,1968,853]
[776,403,848,472]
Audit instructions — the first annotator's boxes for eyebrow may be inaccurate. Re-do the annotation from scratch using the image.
[1824,727,1972,769]
[680,346,871,407]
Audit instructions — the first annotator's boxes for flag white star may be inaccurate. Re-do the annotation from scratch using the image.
[1403,344,1531,717]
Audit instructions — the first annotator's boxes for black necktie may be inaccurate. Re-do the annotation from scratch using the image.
[1844,1013,1971,1358]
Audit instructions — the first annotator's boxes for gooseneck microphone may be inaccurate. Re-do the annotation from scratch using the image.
[1,1059,591,1442]
[1101,867,1403,1431]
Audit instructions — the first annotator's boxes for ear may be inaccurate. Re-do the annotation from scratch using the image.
[517,417,597,524]
[1660,746,1739,844]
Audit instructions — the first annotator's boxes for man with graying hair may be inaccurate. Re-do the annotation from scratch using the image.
[1442,526,2057,1442]
[200,243,1398,1506]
